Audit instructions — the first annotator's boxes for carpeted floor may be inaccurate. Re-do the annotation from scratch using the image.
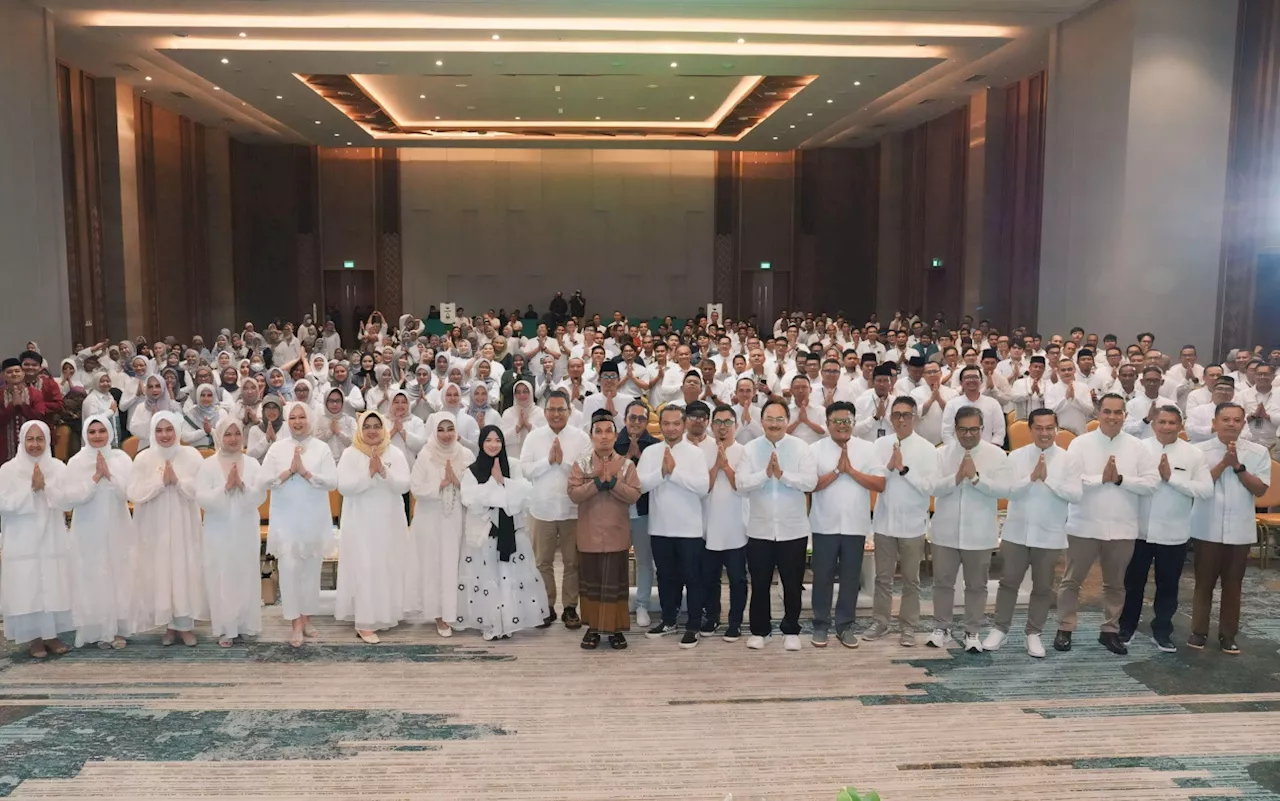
[4,567,1280,800]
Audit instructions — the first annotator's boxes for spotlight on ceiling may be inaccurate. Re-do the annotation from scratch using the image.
[220,57,229,64]
[436,60,444,66]
[670,61,678,68]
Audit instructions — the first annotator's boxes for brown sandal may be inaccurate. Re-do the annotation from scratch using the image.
[27,643,47,659]
[45,639,69,656]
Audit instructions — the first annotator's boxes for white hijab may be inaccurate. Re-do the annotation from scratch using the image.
[11,420,56,480]
[148,411,184,459]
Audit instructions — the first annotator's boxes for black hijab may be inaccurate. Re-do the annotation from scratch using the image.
[468,424,516,562]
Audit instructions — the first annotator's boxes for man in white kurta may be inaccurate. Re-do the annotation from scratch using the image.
[927,406,1009,653]
[985,409,1082,658]
[808,402,883,649]
[910,362,957,446]
[1244,364,1280,453]
[1008,356,1049,422]
[785,375,827,445]
[1188,403,1271,654]
[1118,406,1212,652]
[941,366,1006,446]
[699,403,750,641]
[1043,359,1095,435]
[1124,366,1178,440]
[862,396,939,647]
[1054,394,1159,655]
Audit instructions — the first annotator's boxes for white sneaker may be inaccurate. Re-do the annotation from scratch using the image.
[963,633,983,653]
[1026,633,1046,658]
[746,635,768,650]
[635,607,651,628]
[925,628,951,649]
[783,634,801,651]
[982,630,1007,651]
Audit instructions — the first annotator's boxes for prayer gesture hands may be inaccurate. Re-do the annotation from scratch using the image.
[1102,455,1118,485]
[225,461,244,492]
[875,396,888,420]
[626,439,639,461]
[1030,453,1047,482]
[203,418,213,434]
[767,450,783,480]
[266,425,276,442]
[93,450,111,483]
[1031,379,1041,396]
[1224,441,1240,469]
[491,458,505,485]
[1065,382,1075,399]
[290,446,304,475]
[887,442,904,473]
[162,460,178,487]
[1256,403,1270,422]
[956,450,977,483]
[1159,453,1171,482]
[441,459,460,490]
[661,446,675,477]
[549,437,563,465]
[369,451,385,478]
[30,464,44,491]
[330,418,341,434]
[837,445,854,477]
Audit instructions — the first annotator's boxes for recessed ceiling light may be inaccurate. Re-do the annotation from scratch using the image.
[420,94,426,98]
[492,34,500,40]
[276,95,283,100]
[238,32,247,38]
[434,115,440,120]
[346,142,352,145]
[647,84,658,89]
[144,76,152,81]
[806,112,813,116]
[594,116,601,120]
[220,58,229,64]
[436,60,444,66]
[597,96,604,100]
[737,38,746,44]
[670,62,678,68]
[638,106,646,110]
[772,136,778,140]
[466,105,476,110]
[333,133,339,137]
[213,86,221,91]
[675,116,681,120]
[455,83,467,88]
[789,124,795,128]
[689,95,696,100]
[827,99,834,103]
[314,120,321,124]
[854,81,862,86]
[515,116,521,120]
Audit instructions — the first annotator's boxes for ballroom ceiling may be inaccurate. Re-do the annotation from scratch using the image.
[44,0,1097,149]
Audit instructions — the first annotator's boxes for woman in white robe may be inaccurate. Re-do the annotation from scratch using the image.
[292,377,321,415]
[460,383,501,455]
[262,401,338,647]
[335,410,411,643]
[456,425,548,641]
[82,371,124,443]
[386,389,427,469]
[59,414,135,649]
[246,397,284,462]
[365,364,399,416]
[196,418,268,647]
[314,387,355,462]
[0,421,74,657]
[406,412,474,637]
[127,374,180,450]
[181,383,223,448]
[126,411,207,646]
[499,379,546,459]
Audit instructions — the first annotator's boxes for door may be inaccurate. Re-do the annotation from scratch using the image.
[323,270,376,348]
[751,269,774,328]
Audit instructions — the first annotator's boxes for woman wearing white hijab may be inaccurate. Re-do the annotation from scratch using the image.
[291,377,320,414]
[335,410,411,643]
[406,412,475,637]
[118,355,151,407]
[83,371,123,442]
[386,389,427,469]
[58,414,135,649]
[307,353,330,387]
[262,402,338,648]
[314,387,355,462]
[0,421,74,657]
[246,396,284,462]
[499,379,546,459]
[365,364,398,416]
[405,364,436,420]
[182,383,223,448]
[127,374,180,450]
[463,383,501,439]
[126,411,207,646]
[58,357,87,396]
[265,366,293,402]
[196,418,268,648]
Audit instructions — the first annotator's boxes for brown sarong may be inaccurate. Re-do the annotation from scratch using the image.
[579,550,631,634]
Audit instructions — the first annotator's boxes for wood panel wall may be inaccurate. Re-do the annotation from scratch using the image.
[992,72,1048,331]
[56,63,106,347]
[796,147,880,322]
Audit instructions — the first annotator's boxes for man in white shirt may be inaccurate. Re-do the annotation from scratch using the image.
[927,406,1010,653]
[1117,406,1212,652]
[808,402,885,649]
[1189,403,1271,654]
[1186,377,1250,443]
[1124,366,1177,440]
[555,358,596,411]
[615,342,649,399]
[521,390,593,629]
[581,361,633,433]
[816,358,856,408]
[1185,364,1224,411]
[910,361,957,446]
[1054,393,1159,655]
[1009,356,1048,422]
[637,405,711,647]
[861,396,940,647]
[985,409,1082,658]
[737,399,818,651]
[893,356,926,398]
[854,365,895,442]
[1245,363,1280,453]
[698,403,750,642]
[739,347,776,406]
[941,366,1006,446]
[1162,345,1205,400]
[728,377,763,444]
[840,353,877,399]
[1044,358,1094,435]
[979,350,1013,411]
[785,375,827,445]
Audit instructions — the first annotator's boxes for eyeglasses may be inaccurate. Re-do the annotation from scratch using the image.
[625,415,649,423]
[955,426,982,436]
[890,411,914,420]
[763,415,788,424]
[711,419,735,427]
[829,417,854,426]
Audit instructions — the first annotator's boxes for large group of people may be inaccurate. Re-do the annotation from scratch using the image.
[0,301,1274,660]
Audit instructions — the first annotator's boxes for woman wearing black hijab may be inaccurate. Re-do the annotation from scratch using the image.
[454,425,548,640]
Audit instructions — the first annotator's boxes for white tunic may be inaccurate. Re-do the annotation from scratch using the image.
[808,437,882,536]
[910,384,958,446]
[1044,380,1095,435]
[1003,443,1083,549]
[335,446,411,631]
[388,415,427,469]
[1192,437,1272,545]
[701,441,749,551]
[195,455,269,638]
[0,449,73,641]
[58,444,137,646]
[1064,429,1160,541]
[406,449,473,621]
[1124,394,1178,439]
[262,436,339,560]
[499,404,547,459]
[127,441,208,629]
[313,414,356,462]
[637,439,711,538]
[737,434,818,542]
[871,433,939,538]
[929,441,1010,550]
[940,392,1006,446]
[1139,437,1213,545]
[520,425,592,522]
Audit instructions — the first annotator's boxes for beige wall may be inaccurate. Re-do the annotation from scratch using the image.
[400,148,714,321]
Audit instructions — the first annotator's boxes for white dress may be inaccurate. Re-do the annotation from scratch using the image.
[126,442,208,630]
[405,451,473,622]
[261,435,338,620]
[57,444,137,646]
[195,455,268,639]
[456,464,549,639]
[0,452,74,643]
[388,416,427,469]
[314,414,356,462]
[334,446,411,631]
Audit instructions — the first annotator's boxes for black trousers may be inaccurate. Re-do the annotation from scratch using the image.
[1119,539,1187,638]
[651,535,705,631]
[746,537,807,637]
[701,545,748,629]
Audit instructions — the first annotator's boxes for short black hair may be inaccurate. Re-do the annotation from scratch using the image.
[659,404,687,421]
[1027,408,1058,427]
[954,405,984,427]
[1214,401,1244,418]
[825,401,856,419]
[545,389,571,408]
[1098,392,1126,409]
[1155,404,1184,422]
[761,399,790,420]
[890,395,917,412]
[712,403,736,421]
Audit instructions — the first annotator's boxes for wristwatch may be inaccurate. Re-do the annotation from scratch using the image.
[898,465,910,476]
[1115,475,1124,486]
[1234,464,1247,474]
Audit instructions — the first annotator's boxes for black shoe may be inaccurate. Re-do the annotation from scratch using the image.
[535,613,557,629]
[1151,633,1177,653]
[1098,632,1128,655]
[579,631,600,650]
[722,625,742,643]
[1220,638,1241,655]
[609,633,628,650]
[679,629,699,649]
[1187,633,1208,650]
[700,619,720,636]
[646,622,678,639]
[1053,630,1073,652]
[562,607,582,630]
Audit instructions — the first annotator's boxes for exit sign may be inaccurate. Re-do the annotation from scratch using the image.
[930,257,944,269]
[343,260,355,269]
[760,261,772,270]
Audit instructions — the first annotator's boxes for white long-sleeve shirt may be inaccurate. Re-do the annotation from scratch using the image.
[580,391,633,433]
[1185,403,1256,444]
[637,439,710,538]
[519,424,592,521]
[1064,429,1160,541]
[699,440,749,551]
[1139,437,1213,545]
[853,390,892,442]
[1245,389,1280,450]
[1002,443,1083,549]
[929,441,1010,550]
[1008,376,1047,422]
[909,384,957,446]
[1044,380,1095,435]
[1124,394,1178,439]
[787,398,828,445]
[871,432,939,538]
[808,437,881,536]
[736,434,818,542]
[1192,437,1271,545]
[730,402,763,445]
[940,392,1006,446]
